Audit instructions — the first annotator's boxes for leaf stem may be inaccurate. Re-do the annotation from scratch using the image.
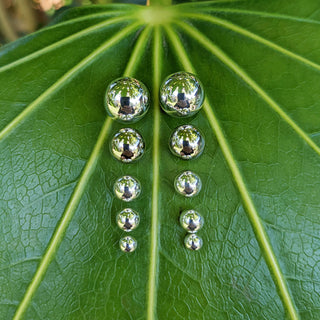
[149,0,172,7]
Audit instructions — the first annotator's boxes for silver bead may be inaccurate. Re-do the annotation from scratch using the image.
[105,77,150,122]
[184,234,203,251]
[116,208,140,232]
[169,125,204,159]
[175,171,201,197]
[110,128,145,163]
[180,209,204,233]
[160,71,204,117]
[119,235,137,252]
[114,176,141,202]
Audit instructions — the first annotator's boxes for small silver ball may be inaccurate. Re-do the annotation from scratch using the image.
[180,209,204,233]
[160,71,204,117]
[114,176,141,202]
[184,234,203,251]
[110,128,145,163]
[105,77,150,122]
[116,208,140,232]
[175,171,202,197]
[119,235,137,252]
[169,125,204,159]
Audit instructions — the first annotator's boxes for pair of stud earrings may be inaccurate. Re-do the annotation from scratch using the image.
[104,71,204,122]
[109,124,205,163]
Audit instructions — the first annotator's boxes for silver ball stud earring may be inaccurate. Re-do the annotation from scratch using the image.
[105,77,150,122]
[119,235,137,253]
[110,128,145,163]
[160,71,204,117]
[169,125,205,160]
[116,208,140,232]
[180,209,204,233]
[184,234,203,251]
[175,171,201,197]
[113,176,141,202]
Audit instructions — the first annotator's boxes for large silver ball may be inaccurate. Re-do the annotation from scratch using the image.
[184,234,203,251]
[113,176,141,202]
[105,77,150,122]
[110,128,145,163]
[160,71,204,117]
[169,125,205,160]
[119,236,137,253]
[180,209,204,233]
[116,208,140,232]
[175,171,202,197]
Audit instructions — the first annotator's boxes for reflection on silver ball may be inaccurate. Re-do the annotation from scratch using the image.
[175,171,201,197]
[160,71,204,117]
[119,235,137,252]
[105,77,150,122]
[116,208,140,232]
[114,176,141,202]
[180,209,204,233]
[169,125,204,159]
[184,234,203,251]
[111,128,145,163]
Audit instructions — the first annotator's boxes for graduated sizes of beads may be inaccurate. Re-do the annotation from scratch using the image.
[106,72,206,252]
[161,72,205,251]
[105,77,149,253]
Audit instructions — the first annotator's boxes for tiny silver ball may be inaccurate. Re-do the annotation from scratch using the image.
[116,208,140,232]
[184,234,203,251]
[160,71,204,117]
[105,77,150,122]
[110,128,145,163]
[169,125,204,159]
[180,209,204,233]
[175,171,202,197]
[119,235,137,252]
[114,176,141,202]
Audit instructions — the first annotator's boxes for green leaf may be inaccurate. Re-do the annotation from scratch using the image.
[1,0,320,319]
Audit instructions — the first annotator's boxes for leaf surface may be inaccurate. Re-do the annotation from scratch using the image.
[1,1,320,319]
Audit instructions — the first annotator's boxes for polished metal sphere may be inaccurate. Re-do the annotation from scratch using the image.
[110,128,145,163]
[105,77,150,122]
[180,209,204,233]
[160,71,204,117]
[169,125,204,159]
[114,176,141,202]
[116,208,140,232]
[119,235,137,252]
[184,234,203,251]
[175,171,202,197]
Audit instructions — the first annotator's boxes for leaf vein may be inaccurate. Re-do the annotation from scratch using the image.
[164,24,299,320]
[174,20,320,158]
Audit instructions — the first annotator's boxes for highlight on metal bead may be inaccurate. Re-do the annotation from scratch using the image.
[116,208,140,232]
[114,176,141,202]
[180,209,204,233]
[169,125,205,160]
[110,128,145,163]
[175,171,201,197]
[184,234,203,251]
[105,77,150,122]
[119,235,137,253]
[160,71,204,117]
